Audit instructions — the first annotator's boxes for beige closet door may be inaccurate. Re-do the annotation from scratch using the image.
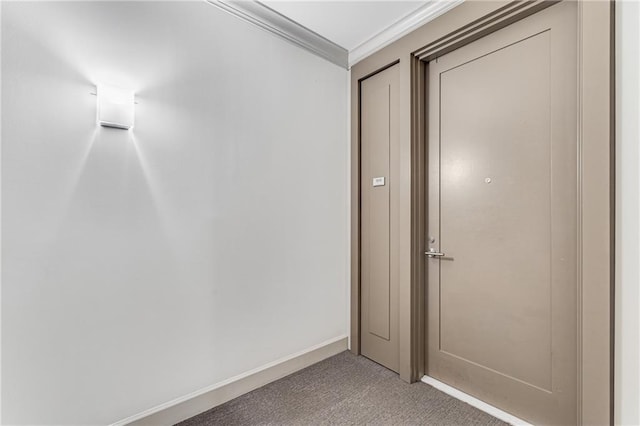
[361,64,400,372]
[427,2,577,424]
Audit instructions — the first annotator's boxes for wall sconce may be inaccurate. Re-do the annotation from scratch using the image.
[97,84,135,130]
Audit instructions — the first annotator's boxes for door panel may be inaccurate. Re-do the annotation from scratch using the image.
[361,64,399,372]
[440,30,553,391]
[427,2,577,424]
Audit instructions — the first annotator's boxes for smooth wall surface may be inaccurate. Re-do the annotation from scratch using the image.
[1,2,348,424]
[616,1,640,424]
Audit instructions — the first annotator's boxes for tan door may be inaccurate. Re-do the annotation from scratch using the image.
[426,2,577,424]
[360,63,400,372]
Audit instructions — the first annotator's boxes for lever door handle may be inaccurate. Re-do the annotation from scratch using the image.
[425,250,445,258]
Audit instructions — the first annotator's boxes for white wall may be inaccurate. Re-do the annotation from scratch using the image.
[0,2,348,424]
[616,1,640,424]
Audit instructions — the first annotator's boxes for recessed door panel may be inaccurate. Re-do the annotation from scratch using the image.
[361,64,399,372]
[427,2,577,424]
[439,31,553,391]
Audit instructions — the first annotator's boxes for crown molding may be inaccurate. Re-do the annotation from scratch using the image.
[206,0,349,69]
[349,0,465,67]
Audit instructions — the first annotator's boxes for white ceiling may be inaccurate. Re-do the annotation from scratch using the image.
[262,1,427,51]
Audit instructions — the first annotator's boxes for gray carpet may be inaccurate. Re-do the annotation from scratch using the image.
[177,351,507,425]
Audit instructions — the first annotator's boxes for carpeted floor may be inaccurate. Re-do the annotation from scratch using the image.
[177,351,507,425]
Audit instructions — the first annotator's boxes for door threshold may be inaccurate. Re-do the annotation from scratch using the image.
[421,376,532,426]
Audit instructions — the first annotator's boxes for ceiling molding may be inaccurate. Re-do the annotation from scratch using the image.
[348,0,465,67]
[206,0,349,69]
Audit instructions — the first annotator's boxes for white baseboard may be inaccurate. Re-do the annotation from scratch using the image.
[112,335,348,426]
[421,376,532,426]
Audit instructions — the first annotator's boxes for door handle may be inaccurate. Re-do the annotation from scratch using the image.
[425,250,445,258]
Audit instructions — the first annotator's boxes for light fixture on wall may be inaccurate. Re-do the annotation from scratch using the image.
[97,84,135,130]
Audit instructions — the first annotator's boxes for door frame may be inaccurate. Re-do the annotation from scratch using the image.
[349,1,614,424]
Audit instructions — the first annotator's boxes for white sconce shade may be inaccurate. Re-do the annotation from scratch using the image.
[97,84,135,130]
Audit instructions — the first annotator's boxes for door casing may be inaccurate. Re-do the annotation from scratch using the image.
[349,1,614,424]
